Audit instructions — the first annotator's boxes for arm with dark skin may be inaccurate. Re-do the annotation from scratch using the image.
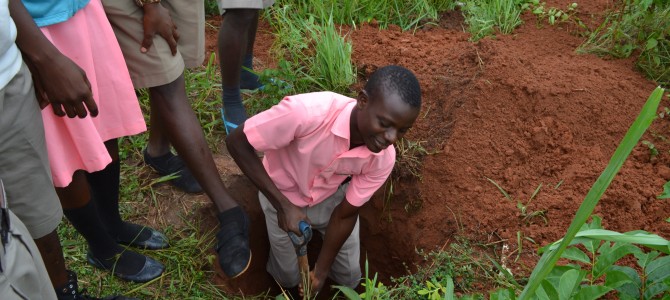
[310,200,360,293]
[226,123,307,235]
[9,0,98,118]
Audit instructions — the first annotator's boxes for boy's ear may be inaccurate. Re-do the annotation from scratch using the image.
[357,89,369,109]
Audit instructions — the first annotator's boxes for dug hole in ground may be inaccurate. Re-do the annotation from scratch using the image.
[146,0,670,296]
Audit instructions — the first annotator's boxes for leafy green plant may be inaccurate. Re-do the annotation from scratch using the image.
[532,215,670,299]
[417,277,455,300]
[462,0,523,41]
[334,260,390,300]
[518,86,666,298]
[578,0,670,87]
[523,1,579,26]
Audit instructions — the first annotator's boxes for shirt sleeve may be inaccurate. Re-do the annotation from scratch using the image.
[244,96,314,152]
[345,147,396,207]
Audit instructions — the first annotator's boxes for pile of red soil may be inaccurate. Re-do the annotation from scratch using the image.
[202,1,670,295]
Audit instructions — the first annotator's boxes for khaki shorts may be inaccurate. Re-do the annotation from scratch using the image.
[0,63,63,239]
[259,183,361,288]
[0,210,57,300]
[217,0,274,15]
[102,0,205,88]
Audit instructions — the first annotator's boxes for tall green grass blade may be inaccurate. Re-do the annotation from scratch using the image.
[519,86,666,299]
[544,229,670,254]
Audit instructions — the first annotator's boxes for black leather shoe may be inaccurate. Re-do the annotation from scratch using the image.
[117,225,169,250]
[56,270,138,300]
[216,206,251,278]
[87,252,165,283]
[143,148,203,194]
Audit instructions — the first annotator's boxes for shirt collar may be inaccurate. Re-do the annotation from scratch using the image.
[332,102,384,157]
[331,101,355,140]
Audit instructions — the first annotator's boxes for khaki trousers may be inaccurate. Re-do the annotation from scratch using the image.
[259,184,361,288]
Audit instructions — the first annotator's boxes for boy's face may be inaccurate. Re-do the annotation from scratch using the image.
[356,89,420,153]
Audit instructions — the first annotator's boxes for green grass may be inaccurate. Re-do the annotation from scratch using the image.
[578,0,670,87]
[462,0,523,41]
[270,0,455,32]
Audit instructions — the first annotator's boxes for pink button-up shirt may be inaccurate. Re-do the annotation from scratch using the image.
[244,92,395,207]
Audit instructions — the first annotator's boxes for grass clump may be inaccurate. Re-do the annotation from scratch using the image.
[246,5,356,113]
[578,0,670,87]
[271,0,456,32]
[461,0,523,41]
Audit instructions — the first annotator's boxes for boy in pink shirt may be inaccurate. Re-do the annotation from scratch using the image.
[227,65,421,293]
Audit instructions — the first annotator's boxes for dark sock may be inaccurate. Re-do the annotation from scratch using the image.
[64,201,145,275]
[86,160,151,243]
[222,86,247,126]
[240,53,262,90]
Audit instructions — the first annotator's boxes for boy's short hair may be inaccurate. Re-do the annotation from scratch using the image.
[365,65,421,108]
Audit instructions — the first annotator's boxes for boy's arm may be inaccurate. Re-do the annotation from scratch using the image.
[312,199,359,293]
[9,0,97,118]
[226,123,307,235]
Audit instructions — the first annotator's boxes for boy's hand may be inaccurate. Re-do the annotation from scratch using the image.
[140,2,179,55]
[277,204,308,235]
[310,270,326,294]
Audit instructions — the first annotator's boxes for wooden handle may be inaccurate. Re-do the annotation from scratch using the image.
[298,255,310,297]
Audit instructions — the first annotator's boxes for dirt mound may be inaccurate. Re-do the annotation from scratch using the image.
[203,1,670,295]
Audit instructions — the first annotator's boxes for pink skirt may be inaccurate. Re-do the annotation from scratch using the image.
[38,0,146,187]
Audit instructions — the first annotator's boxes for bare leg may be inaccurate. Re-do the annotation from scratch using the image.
[33,230,68,287]
[148,76,239,212]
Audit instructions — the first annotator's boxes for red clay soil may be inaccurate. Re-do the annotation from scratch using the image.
[199,1,670,296]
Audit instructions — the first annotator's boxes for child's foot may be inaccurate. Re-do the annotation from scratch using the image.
[215,206,251,278]
[143,148,203,194]
[87,248,164,283]
[111,222,169,250]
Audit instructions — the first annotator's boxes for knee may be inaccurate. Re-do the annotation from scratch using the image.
[222,9,259,28]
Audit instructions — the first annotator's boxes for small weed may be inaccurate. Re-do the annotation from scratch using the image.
[642,140,660,159]
[523,1,580,26]
[485,179,547,225]
[658,180,670,199]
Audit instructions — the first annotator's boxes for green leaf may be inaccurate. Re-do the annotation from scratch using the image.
[594,243,642,278]
[444,276,455,300]
[538,279,559,299]
[562,247,591,264]
[546,229,668,254]
[604,268,635,289]
[558,269,585,300]
[658,181,670,199]
[519,87,666,299]
[490,288,516,300]
[635,251,661,269]
[644,282,670,299]
[333,286,362,300]
[573,285,613,300]
[646,255,670,284]
[609,266,641,299]
[646,38,659,50]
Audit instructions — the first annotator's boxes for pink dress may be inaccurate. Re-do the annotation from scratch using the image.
[38,0,146,187]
